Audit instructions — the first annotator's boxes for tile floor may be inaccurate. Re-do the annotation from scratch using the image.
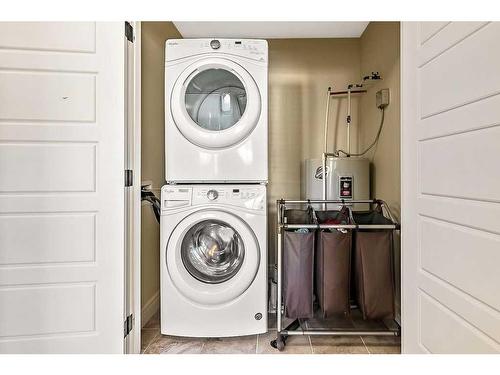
[141,311,401,354]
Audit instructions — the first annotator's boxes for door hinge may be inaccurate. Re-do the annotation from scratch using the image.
[125,169,133,187]
[124,314,134,338]
[125,22,134,43]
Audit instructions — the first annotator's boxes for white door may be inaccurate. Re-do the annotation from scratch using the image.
[0,22,125,353]
[171,58,261,149]
[401,22,500,353]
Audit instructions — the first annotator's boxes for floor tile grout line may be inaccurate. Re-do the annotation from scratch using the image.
[359,336,371,354]
[147,331,161,353]
[141,331,153,354]
[141,313,160,353]
[142,331,160,354]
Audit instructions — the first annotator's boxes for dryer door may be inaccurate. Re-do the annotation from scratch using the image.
[171,57,261,149]
[166,209,260,305]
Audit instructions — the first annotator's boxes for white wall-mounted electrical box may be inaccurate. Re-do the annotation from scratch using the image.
[376,88,390,109]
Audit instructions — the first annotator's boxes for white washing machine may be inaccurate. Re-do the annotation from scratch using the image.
[160,184,267,337]
[165,38,268,183]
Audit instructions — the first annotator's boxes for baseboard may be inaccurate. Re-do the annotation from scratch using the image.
[141,290,160,328]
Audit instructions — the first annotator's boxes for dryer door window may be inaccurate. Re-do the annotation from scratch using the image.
[185,69,247,131]
[171,57,261,149]
[181,219,245,284]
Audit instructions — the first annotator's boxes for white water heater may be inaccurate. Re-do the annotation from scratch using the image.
[301,157,370,211]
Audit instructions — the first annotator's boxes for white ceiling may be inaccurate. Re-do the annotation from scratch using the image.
[173,22,369,39]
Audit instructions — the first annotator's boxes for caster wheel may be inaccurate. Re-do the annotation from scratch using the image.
[270,339,277,349]
[276,339,285,351]
[271,334,286,351]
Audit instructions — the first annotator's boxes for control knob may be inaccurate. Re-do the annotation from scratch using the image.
[207,189,219,200]
[210,40,221,49]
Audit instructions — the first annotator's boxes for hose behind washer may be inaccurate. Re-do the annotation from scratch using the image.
[141,189,161,223]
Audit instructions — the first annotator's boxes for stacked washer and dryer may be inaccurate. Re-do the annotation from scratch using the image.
[161,39,268,337]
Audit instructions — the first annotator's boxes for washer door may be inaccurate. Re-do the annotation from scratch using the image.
[166,210,260,305]
[171,57,261,149]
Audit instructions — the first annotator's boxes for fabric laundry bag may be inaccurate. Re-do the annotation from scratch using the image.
[352,208,395,320]
[314,208,352,318]
[283,208,315,319]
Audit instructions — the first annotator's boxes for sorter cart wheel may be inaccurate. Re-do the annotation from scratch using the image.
[271,334,286,351]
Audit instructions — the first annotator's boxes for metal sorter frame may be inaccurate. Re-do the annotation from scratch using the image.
[271,198,401,351]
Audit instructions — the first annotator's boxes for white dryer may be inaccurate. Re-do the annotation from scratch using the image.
[165,39,268,183]
[160,184,267,337]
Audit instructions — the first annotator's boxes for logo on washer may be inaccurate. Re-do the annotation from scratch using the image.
[254,313,262,320]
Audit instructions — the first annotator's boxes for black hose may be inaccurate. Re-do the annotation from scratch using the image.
[141,189,161,223]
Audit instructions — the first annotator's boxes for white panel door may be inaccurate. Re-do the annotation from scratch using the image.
[401,22,500,353]
[0,22,124,353]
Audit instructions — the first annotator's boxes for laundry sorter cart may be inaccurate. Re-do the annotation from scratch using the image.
[271,198,401,351]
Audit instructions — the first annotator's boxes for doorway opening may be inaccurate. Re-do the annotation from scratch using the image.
[137,21,401,354]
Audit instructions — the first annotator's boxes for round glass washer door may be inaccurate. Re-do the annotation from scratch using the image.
[171,57,261,149]
[181,219,245,284]
[166,210,260,306]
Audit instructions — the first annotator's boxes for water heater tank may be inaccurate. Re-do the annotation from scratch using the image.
[301,157,370,211]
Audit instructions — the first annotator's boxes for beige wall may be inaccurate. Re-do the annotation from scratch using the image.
[267,38,361,263]
[141,22,181,310]
[359,22,401,220]
[358,22,401,315]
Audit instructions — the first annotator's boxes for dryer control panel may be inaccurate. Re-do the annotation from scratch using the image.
[166,38,268,63]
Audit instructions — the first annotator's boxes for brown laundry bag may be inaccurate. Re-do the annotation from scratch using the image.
[352,210,395,320]
[315,209,352,318]
[282,208,315,319]
[283,209,311,225]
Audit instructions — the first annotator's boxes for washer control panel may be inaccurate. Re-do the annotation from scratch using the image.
[195,185,266,211]
[162,185,266,211]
